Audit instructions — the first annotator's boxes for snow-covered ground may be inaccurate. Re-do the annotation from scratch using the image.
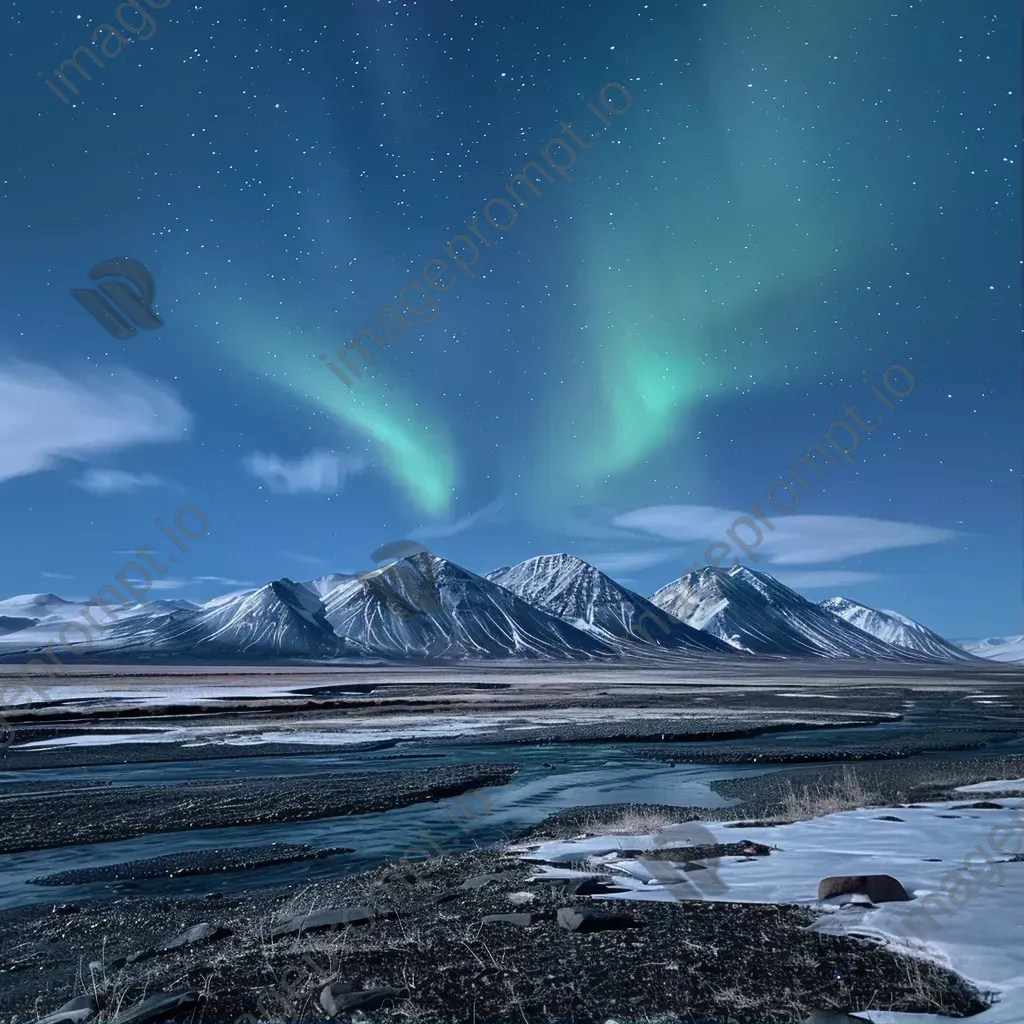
[517,787,1024,1023]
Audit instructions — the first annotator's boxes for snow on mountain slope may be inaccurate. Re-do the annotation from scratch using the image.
[322,552,614,661]
[486,554,732,654]
[821,596,977,661]
[0,593,77,623]
[650,565,931,660]
[0,595,199,651]
[303,573,356,598]
[74,580,362,660]
[0,615,39,635]
[959,635,1024,663]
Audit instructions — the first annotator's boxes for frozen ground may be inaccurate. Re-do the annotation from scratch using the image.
[519,786,1024,1023]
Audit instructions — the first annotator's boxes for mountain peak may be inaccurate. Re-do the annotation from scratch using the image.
[820,595,976,661]
[489,555,731,654]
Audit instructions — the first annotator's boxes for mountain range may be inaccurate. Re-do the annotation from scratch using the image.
[0,554,1006,665]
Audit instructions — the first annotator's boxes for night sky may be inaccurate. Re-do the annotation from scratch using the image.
[1,0,1019,641]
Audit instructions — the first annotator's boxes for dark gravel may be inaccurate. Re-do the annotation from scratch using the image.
[0,849,991,1024]
[28,844,356,886]
[0,764,518,854]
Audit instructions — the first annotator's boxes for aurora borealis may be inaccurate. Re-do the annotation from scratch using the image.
[0,0,1019,638]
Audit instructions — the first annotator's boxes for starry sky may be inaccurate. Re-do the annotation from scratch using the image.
[0,0,1019,641]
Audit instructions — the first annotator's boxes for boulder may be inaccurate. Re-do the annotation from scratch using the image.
[817,874,909,903]
[556,907,638,933]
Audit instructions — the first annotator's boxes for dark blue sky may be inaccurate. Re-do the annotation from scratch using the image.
[1,0,1019,640]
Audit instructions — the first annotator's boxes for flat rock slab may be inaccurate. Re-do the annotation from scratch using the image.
[817,874,909,903]
[320,984,408,1016]
[459,873,503,890]
[272,905,392,937]
[37,995,97,1024]
[110,989,198,1024]
[161,922,232,951]
[802,1012,873,1023]
[556,907,639,933]
[481,912,551,927]
[563,877,630,896]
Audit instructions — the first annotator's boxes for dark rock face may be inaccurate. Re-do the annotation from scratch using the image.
[109,989,198,1024]
[319,983,408,1016]
[556,907,639,933]
[271,905,392,937]
[817,874,910,903]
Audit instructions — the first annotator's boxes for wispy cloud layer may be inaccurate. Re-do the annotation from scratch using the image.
[244,450,367,495]
[613,505,956,566]
[0,362,190,486]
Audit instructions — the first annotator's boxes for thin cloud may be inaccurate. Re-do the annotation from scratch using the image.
[581,549,686,573]
[146,578,190,591]
[76,469,172,495]
[192,576,255,587]
[244,450,367,495]
[774,570,884,590]
[0,362,190,486]
[42,571,75,580]
[413,497,506,540]
[614,506,956,566]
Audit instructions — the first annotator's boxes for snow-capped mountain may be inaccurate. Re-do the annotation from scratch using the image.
[821,596,978,661]
[321,552,613,661]
[958,635,1024,663]
[486,554,732,654]
[650,565,934,660]
[0,557,1001,665]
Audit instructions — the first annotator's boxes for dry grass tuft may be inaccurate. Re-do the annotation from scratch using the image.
[775,765,882,822]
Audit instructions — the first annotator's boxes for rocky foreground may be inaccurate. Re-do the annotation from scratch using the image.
[0,802,994,1024]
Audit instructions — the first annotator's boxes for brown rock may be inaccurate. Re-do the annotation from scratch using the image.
[817,874,909,903]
